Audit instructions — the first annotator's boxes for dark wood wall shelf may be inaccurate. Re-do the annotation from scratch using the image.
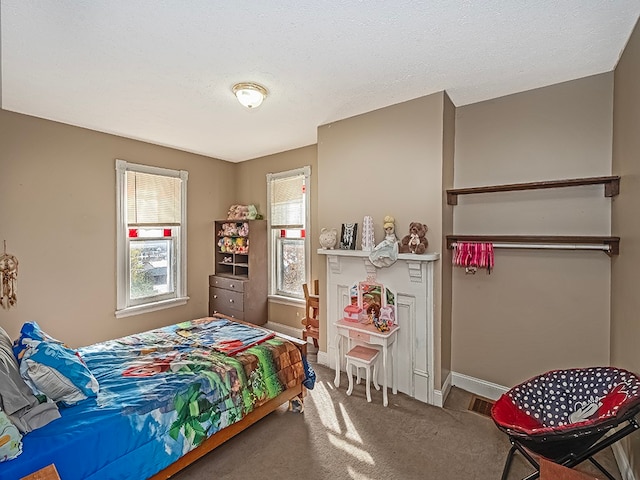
[446,176,620,205]
[446,235,620,256]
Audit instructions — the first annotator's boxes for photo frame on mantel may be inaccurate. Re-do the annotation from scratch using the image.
[340,223,358,250]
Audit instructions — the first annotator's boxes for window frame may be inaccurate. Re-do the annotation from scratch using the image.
[266,166,311,302]
[115,159,189,318]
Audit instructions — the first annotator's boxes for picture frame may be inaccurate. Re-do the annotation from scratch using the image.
[339,222,358,250]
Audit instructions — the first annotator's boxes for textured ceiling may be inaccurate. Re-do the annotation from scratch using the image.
[1,1,639,162]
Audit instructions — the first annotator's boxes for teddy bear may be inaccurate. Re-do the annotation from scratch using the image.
[399,222,429,254]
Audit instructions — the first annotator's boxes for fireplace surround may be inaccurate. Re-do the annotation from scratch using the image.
[318,249,440,405]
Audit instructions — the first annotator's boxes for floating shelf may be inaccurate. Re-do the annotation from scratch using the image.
[446,235,620,256]
[446,176,620,205]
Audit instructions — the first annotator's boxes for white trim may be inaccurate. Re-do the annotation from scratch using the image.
[116,159,184,178]
[318,248,440,262]
[433,372,452,408]
[265,321,304,339]
[115,160,128,311]
[266,166,311,299]
[115,296,189,318]
[115,159,188,316]
[612,443,637,480]
[451,372,509,401]
[317,350,330,366]
[178,169,188,298]
[268,295,305,308]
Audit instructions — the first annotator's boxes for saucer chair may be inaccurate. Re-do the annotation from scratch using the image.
[491,366,640,480]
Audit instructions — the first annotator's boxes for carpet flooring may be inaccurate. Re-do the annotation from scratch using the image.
[171,361,622,480]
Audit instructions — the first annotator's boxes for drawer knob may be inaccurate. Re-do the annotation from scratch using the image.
[213,295,218,299]
[229,299,234,303]
[230,284,235,288]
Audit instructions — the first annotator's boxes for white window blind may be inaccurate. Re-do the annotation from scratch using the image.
[127,171,182,226]
[270,174,305,228]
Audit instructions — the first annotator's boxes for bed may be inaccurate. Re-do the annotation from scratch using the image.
[0,314,309,480]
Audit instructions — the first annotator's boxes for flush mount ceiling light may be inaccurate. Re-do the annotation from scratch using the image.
[232,82,268,109]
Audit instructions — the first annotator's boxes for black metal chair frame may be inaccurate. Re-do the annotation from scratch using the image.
[500,403,640,480]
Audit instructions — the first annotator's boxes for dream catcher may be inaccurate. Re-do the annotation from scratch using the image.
[0,241,18,309]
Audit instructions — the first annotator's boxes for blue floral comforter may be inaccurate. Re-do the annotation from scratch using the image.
[0,317,305,480]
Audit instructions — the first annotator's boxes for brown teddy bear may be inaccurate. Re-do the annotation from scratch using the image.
[399,222,429,254]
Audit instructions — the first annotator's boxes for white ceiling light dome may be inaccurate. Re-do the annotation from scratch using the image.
[232,82,268,109]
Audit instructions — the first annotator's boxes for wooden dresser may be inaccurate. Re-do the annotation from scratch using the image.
[209,219,267,325]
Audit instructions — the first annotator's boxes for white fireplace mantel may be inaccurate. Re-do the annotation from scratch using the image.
[319,248,439,283]
[318,248,440,405]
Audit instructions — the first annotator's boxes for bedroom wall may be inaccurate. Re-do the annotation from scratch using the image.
[611,17,640,479]
[452,73,614,388]
[0,109,235,347]
[317,92,449,389]
[234,144,319,331]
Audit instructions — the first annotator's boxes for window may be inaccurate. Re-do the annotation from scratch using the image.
[115,160,188,317]
[266,167,310,300]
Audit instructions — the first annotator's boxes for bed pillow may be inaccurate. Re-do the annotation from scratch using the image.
[14,322,99,406]
[0,408,22,462]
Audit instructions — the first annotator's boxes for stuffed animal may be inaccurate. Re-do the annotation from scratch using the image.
[246,205,258,220]
[399,222,429,254]
[221,223,237,236]
[234,237,249,254]
[227,205,248,220]
[223,237,233,253]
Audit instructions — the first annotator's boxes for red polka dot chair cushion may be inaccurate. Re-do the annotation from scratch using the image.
[491,367,640,439]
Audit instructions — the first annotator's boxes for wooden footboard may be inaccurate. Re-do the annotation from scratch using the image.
[149,381,304,479]
[149,317,308,479]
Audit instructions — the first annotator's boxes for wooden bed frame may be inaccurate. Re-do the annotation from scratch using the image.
[21,316,308,480]
[150,326,307,480]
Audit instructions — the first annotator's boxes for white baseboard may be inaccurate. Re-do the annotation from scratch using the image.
[451,372,509,401]
[265,321,303,340]
[317,350,330,366]
[612,442,637,480]
[433,372,452,407]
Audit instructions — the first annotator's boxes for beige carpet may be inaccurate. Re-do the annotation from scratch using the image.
[171,362,622,480]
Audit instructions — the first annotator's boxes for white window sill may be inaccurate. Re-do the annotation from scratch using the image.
[115,296,189,318]
[268,295,305,308]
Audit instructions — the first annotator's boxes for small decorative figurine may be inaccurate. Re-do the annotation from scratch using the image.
[361,216,375,252]
[368,216,399,268]
[319,228,338,249]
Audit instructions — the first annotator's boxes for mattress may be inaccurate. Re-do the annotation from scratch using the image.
[0,317,305,480]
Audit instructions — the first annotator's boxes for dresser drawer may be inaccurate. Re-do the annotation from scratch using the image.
[209,275,245,293]
[210,287,244,311]
[210,305,245,321]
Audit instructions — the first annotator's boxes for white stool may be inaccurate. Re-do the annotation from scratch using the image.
[345,345,380,402]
